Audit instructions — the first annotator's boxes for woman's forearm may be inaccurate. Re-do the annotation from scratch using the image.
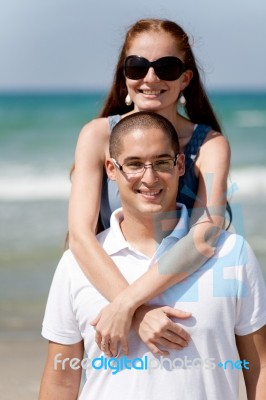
[70,232,129,301]
[70,205,223,309]
[114,215,223,311]
[116,232,204,309]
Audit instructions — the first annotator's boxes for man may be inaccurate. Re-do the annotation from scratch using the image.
[39,112,266,399]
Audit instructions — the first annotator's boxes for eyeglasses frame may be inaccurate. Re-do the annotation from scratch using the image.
[111,154,179,175]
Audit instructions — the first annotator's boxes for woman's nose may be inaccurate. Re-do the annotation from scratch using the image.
[143,67,160,82]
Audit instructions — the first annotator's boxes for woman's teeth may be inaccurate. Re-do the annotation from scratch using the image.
[140,90,163,95]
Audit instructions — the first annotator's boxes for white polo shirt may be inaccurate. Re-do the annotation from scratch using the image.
[42,205,266,400]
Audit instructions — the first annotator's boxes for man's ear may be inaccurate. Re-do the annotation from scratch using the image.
[177,153,185,177]
[105,158,117,181]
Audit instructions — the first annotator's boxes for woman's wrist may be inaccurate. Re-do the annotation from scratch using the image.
[114,289,140,316]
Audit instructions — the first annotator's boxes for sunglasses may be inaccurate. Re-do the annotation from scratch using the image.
[124,55,186,81]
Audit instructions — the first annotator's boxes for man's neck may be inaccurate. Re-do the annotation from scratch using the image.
[120,209,180,258]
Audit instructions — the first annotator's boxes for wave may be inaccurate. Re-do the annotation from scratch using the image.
[229,167,266,200]
[0,172,71,200]
[1,166,266,201]
[234,110,266,128]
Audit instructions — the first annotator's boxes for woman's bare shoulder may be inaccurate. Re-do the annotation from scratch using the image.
[79,117,110,142]
[203,130,230,154]
[196,130,231,172]
[75,117,111,162]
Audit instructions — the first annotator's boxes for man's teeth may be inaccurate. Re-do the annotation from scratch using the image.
[139,190,160,195]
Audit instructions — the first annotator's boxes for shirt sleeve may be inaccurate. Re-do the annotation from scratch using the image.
[235,239,266,336]
[41,251,83,344]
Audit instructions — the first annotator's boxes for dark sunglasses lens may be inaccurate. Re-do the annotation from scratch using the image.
[124,56,185,81]
[154,57,184,81]
[124,57,149,79]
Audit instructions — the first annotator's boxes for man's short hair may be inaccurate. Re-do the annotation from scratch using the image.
[109,111,180,159]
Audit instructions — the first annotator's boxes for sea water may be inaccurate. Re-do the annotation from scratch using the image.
[0,91,266,337]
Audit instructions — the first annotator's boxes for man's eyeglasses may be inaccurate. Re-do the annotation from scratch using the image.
[123,55,186,81]
[112,155,179,175]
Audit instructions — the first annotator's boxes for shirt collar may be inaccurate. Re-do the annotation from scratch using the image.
[100,204,189,257]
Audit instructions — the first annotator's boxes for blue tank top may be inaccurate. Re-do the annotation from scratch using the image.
[100,115,212,229]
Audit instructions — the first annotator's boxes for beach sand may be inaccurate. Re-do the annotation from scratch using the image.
[0,337,46,400]
[0,336,248,400]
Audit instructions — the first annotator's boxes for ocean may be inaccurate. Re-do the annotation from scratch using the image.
[1,91,266,338]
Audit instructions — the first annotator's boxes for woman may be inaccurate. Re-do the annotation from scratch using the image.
[68,19,231,357]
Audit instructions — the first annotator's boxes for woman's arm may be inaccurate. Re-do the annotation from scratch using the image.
[68,118,129,299]
[92,132,231,355]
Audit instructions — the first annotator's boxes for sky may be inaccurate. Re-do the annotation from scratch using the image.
[1,0,266,92]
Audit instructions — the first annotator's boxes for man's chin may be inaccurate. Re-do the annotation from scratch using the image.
[138,203,163,215]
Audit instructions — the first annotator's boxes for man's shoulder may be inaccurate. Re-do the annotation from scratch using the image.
[216,231,245,250]
[60,248,77,264]
[215,231,254,266]
[55,249,81,277]
[53,249,94,288]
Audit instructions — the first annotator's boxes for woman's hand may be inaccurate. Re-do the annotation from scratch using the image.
[132,305,191,356]
[90,296,135,357]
